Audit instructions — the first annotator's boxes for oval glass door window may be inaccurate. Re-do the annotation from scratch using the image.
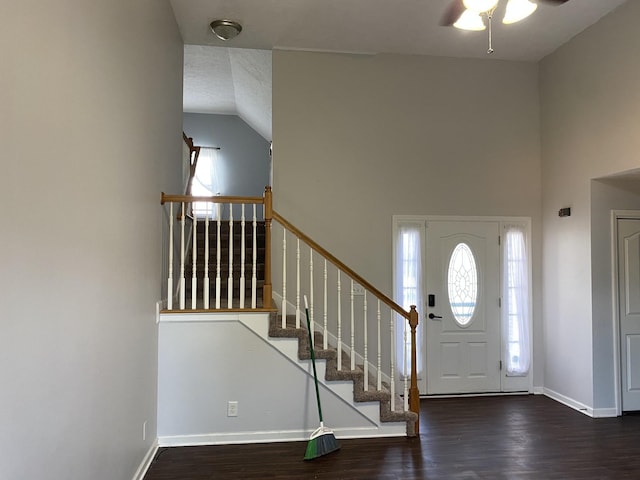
[447,242,478,326]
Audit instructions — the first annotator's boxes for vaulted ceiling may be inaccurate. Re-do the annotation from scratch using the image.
[171,0,629,141]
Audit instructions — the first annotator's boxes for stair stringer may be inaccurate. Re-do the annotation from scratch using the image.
[238,313,417,438]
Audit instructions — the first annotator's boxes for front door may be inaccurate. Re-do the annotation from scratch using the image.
[617,217,640,411]
[425,220,501,394]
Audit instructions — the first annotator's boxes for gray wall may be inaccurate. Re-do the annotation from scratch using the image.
[183,113,271,198]
[272,52,543,388]
[0,1,183,479]
[540,0,640,412]
[157,315,379,443]
[591,179,640,410]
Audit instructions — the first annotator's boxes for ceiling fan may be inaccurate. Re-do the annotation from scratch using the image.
[441,0,570,53]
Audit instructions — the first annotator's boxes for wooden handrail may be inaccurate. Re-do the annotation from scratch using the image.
[273,208,420,432]
[183,132,201,196]
[272,210,411,321]
[161,193,264,205]
[182,132,194,149]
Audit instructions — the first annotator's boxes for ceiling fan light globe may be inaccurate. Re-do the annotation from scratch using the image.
[454,9,487,31]
[503,0,538,24]
[462,0,499,14]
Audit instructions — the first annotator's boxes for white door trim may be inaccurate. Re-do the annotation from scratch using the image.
[392,214,533,395]
[611,210,640,416]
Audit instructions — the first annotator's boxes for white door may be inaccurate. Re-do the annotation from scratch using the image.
[617,218,640,411]
[425,220,501,394]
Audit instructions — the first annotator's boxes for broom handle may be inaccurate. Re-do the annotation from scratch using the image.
[304,295,324,424]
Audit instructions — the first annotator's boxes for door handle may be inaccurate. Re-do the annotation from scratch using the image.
[429,313,442,320]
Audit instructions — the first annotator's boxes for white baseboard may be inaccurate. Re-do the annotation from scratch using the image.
[158,425,405,448]
[543,387,593,417]
[591,407,618,418]
[131,441,158,480]
[532,386,544,395]
[542,388,619,418]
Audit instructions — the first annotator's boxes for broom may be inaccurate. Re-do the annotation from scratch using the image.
[303,295,341,460]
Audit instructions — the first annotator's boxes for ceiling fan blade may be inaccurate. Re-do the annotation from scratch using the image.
[538,0,570,4]
[440,0,465,26]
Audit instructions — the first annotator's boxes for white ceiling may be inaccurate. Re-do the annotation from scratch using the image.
[172,0,628,141]
[183,46,272,140]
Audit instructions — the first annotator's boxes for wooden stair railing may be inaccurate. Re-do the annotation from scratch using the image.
[271,210,420,434]
[160,189,272,311]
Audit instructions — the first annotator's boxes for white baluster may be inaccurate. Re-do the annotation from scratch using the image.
[239,204,246,309]
[227,204,233,308]
[215,203,221,309]
[337,270,342,371]
[323,259,328,350]
[282,227,287,329]
[296,238,301,329]
[309,248,314,334]
[363,292,368,391]
[204,209,210,309]
[251,204,257,309]
[167,203,174,310]
[390,310,396,412]
[179,202,185,310]
[350,279,355,370]
[191,214,197,309]
[377,300,382,390]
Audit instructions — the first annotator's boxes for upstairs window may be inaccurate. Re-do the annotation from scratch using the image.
[192,147,220,218]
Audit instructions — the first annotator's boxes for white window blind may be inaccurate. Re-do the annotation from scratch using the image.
[191,147,220,218]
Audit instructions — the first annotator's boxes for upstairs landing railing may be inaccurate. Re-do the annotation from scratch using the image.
[159,186,419,433]
[160,188,272,311]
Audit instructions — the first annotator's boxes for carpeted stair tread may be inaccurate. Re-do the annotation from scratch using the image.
[268,312,417,437]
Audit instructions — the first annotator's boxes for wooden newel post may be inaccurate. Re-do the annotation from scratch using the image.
[409,305,420,434]
[263,186,273,309]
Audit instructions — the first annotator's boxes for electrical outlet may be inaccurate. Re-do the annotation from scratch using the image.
[142,421,147,441]
[352,283,366,296]
[227,401,238,417]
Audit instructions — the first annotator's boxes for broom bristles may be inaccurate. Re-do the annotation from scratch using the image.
[304,426,340,461]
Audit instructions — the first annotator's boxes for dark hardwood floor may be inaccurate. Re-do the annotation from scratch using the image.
[143,395,640,479]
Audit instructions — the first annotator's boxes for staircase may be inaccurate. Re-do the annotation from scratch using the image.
[266,313,418,436]
[177,217,416,438]
[161,186,420,440]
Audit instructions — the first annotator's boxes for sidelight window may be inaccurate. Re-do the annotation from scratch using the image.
[394,222,424,378]
[503,224,530,376]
